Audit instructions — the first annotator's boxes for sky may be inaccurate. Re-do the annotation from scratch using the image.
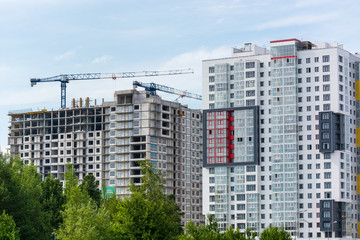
[1,0,360,149]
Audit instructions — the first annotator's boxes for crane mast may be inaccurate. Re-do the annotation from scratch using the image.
[30,69,194,108]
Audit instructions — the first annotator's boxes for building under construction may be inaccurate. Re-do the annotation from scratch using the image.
[8,89,203,225]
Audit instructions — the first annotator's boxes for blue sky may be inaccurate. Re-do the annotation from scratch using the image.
[1,0,359,149]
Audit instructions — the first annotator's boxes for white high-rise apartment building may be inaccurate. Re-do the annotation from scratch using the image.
[8,89,204,226]
[202,39,360,239]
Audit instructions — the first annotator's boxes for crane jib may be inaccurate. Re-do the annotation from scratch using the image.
[30,69,198,107]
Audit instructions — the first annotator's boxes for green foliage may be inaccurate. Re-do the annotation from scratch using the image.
[0,210,20,240]
[64,164,78,200]
[41,176,65,231]
[56,201,112,240]
[111,160,183,240]
[0,155,52,239]
[179,215,221,240]
[80,174,101,207]
[57,164,109,240]
[63,164,90,207]
[259,225,291,240]
[180,215,257,240]
[0,154,295,240]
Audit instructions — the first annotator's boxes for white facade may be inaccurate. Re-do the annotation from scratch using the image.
[202,40,360,239]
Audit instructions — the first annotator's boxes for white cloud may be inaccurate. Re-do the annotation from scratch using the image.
[295,0,333,8]
[162,47,229,69]
[53,50,75,61]
[0,66,13,73]
[217,18,224,24]
[92,55,113,64]
[152,46,230,95]
[1,86,58,108]
[253,12,338,30]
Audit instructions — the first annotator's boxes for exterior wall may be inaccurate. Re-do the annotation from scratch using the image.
[8,90,204,226]
[202,40,360,239]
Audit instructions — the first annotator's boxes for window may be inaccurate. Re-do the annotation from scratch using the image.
[323,133,330,139]
[246,99,255,106]
[323,65,330,72]
[339,75,343,82]
[339,65,343,72]
[209,76,215,82]
[323,201,331,208]
[246,166,256,172]
[324,162,331,169]
[315,57,319,62]
[323,104,330,110]
[237,204,246,210]
[323,84,330,91]
[322,55,330,62]
[323,75,330,82]
[246,90,255,97]
[246,71,255,78]
[209,67,215,73]
[237,194,245,201]
[246,62,255,68]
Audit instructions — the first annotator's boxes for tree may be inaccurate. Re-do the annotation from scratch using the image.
[56,201,112,240]
[0,210,20,240]
[63,164,89,206]
[63,164,78,201]
[41,176,65,231]
[0,155,52,239]
[111,160,183,240]
[259,225,291,240]
[179,215,221,240]
[80,174,101,207]
[180,215,257,240]
[57,164,112,240]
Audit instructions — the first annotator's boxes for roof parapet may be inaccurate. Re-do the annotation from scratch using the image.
[232,43,269,57]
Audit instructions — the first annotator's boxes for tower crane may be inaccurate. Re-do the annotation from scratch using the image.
[132,81,202,100]
[30,69,194,108]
